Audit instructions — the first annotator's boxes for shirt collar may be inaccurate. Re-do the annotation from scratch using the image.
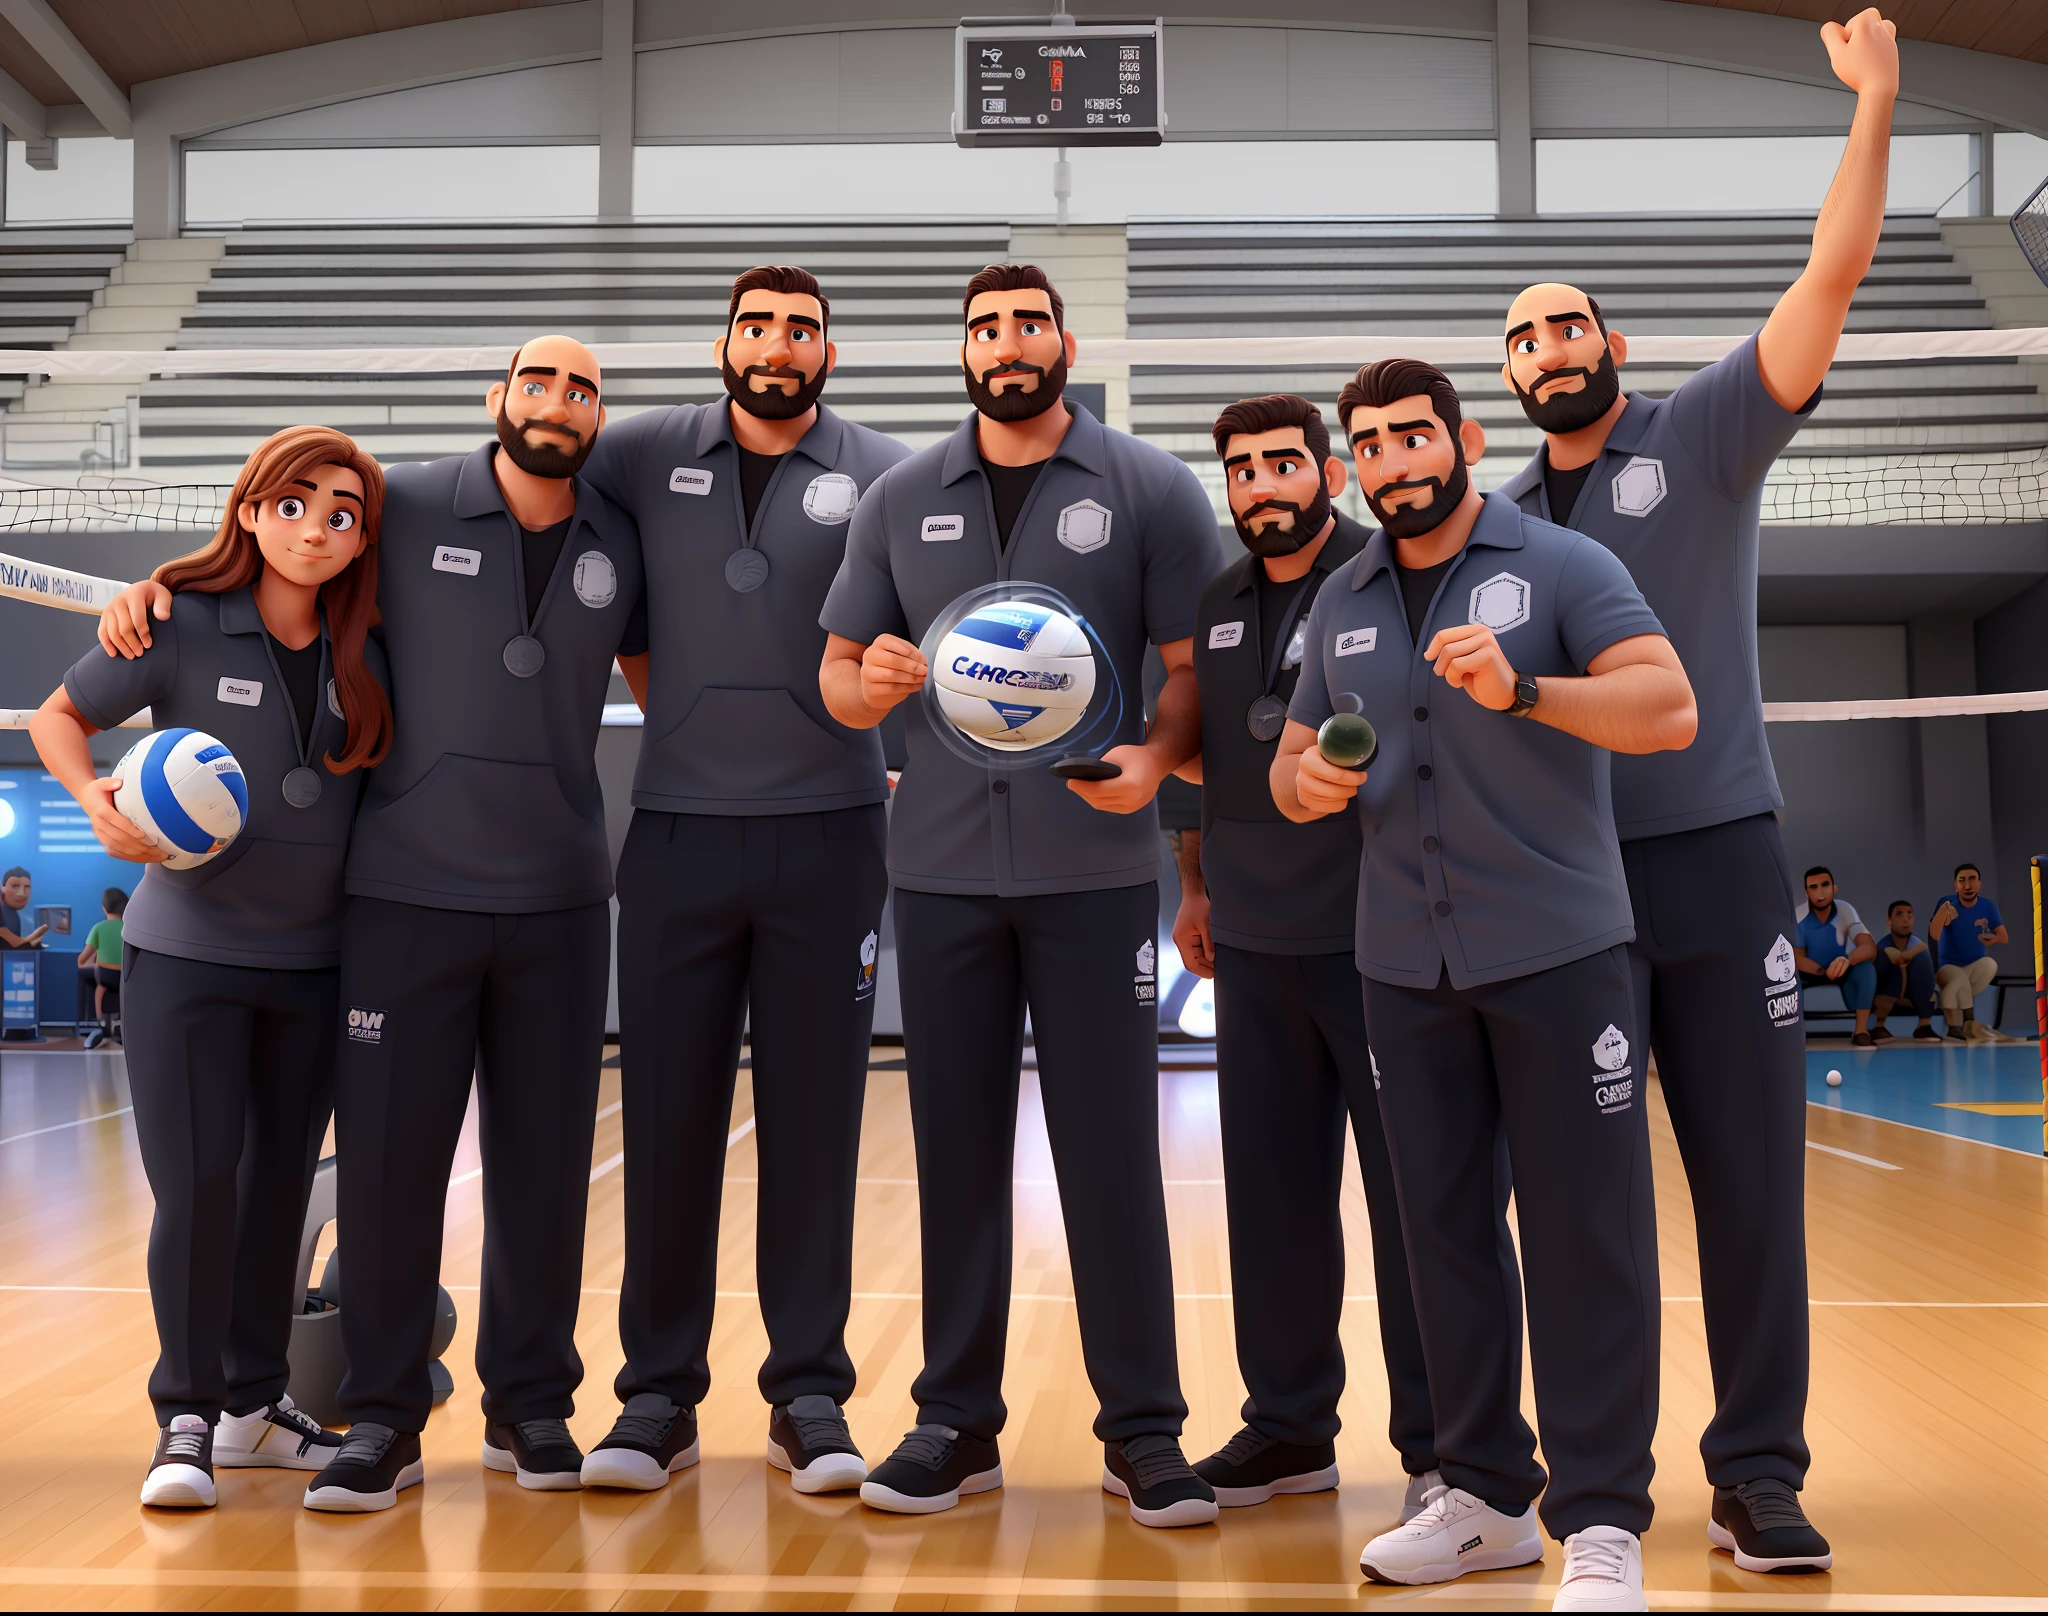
[939,400,1109,487]
[1349,492,1526,591]
[696,398,848,467]
[216,584,332,647]
[1499,391,1657,503]
[453,439,603,538]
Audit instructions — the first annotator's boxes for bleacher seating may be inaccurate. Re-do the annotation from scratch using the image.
[0,227,132,412]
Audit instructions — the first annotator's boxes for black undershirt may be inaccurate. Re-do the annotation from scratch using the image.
[1254,569,1311,695]
[1394,554,1460,647]
[980,456,1048,551]
[265,631,321,752]
[737,446,783,535]
[520,516,571,624]
[1543,456,1597,527]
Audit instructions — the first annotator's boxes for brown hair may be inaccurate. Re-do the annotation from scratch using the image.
[1212,394,1331,465]
[1336,359,1465,440]
[155,424,391,775]
[728,264,830,331]
[962,263,1064,331]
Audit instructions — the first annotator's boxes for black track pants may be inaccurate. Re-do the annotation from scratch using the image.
[1212,943,1436,1465]
[1364,946,1660,1540]
[334,898,610,1433]
[1621,812,1810,1489]
[613,805,888,1410]
[122,947,337,1425]
[894,883,1186,1443]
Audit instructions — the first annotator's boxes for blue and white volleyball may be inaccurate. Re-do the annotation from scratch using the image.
[112,729,248,870]
[932,601,1097,751]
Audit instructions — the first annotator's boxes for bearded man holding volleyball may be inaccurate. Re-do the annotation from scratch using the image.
[819,263,1227,1527]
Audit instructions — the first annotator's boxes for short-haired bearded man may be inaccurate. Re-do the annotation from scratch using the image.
[819,263,1227,1528]
[1493,9,1900,1576]
[1274,359,1696,1613]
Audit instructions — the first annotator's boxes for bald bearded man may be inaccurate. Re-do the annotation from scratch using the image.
[1492,9,1902,1576]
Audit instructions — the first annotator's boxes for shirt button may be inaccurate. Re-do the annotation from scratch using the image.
[1423,836,1439,853]
[1417,764,1432,781]
[1435,900,1453,917]
[1414,706,1429,722]
[992,779,1009,795]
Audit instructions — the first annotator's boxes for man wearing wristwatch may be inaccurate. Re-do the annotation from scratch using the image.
[1272,359,1697,1613]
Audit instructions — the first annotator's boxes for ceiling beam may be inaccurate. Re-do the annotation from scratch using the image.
[0,62,46,138]
[0,0,130,138]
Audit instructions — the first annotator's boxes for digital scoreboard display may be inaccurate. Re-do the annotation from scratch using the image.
[954,21,1164,147]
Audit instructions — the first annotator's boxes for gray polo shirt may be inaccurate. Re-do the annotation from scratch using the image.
[581,400,909,815]
[820,404,1225,895]
[1288,494,1666,989]
[64,587,389,970]
[345,442,647,914]
[1496,332,1818,841]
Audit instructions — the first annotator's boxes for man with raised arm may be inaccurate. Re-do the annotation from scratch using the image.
[1493,7,1899,1573]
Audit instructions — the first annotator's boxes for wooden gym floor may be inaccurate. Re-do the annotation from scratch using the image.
[3,1041,2047,1611]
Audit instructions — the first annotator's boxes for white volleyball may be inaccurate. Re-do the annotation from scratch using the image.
[112,728,248,870]
[931,602,1097,750]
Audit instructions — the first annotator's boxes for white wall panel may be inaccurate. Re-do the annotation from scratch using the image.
[193,62,600,147]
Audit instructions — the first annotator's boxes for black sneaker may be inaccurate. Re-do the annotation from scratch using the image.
[1193,1425,1338,1507]
[303,1423,423,1512]
[482,1417,584,1491]
[1707,1479,1833,1572]
[1103,1434,1218,1528]
[140,1414,216,1508]
[859,1424,1003,1514]
[581,1394,699,1490]
[768,1395,867,1493]
[1913,1025,1943,1040]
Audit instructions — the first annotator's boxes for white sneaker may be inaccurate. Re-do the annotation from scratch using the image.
[1553,1526,1645,1612]
[140,1415,216,1509]
[216,1395,344,1471]
[1358,1484,1543,1584]
[1400,1469,1445,1522]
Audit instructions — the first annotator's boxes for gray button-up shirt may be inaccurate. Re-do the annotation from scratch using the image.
[1496,333,1817,841]
[582,401,911,815]
[821,404,1225,895]
[65,587,388,969]
[1288,494,1665,989]
[345,443,647,914]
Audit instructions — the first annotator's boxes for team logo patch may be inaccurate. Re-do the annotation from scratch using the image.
[1765,933,1802,1028]
[1335,627,1377,657]
[922,514,965,542]
[1590,1022,1634,1111]
[669,466,713,496]
[1592,1024,1629,1072]
[346,1007,385,1045]
[572,550,617,608]
[1057,499,1112,554]
[432,546,481,576]
[217,677,261,707]
[1468,573,1531,634]
[803,472,860,526]
[1134,937,1156,1005]
[1611,456,1667,517]
[855,930,878,1002]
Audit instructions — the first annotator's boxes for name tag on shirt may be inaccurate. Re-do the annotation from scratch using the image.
[217,677,262,706]
[922,514,965,542]
[1208,621,1244,650]
[433,546,481,576]
[669,467,714,496]
[1335,627,1377,657]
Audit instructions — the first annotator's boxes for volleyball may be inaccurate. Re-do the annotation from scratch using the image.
[931,601,1097,751]
[112,729,249,870]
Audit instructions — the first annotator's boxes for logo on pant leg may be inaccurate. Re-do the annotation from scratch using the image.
[1135,938,1156,1005]
[1590,1023,1634,1111]
[855,931,878,1002]
[1764,933,1802,1028]
[346,1007,385,1045]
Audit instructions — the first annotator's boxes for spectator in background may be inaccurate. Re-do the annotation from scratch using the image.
[0,867,48,949]
[1795,867,1879,1047]
[1931,861,2006,1041]
[1869,899,1939,1043]
[77,888,127,1049]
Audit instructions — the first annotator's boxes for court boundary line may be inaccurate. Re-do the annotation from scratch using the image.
[1808,1098,2048,1159]
[0,1106,132,1147]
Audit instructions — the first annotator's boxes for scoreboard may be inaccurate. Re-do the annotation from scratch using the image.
[953,20,1165,148]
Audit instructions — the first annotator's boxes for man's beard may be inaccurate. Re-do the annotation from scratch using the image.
[723,354,828,421]
[1364,452,1470,540]
[963,348,1068,422]
[1510,344,1622,434]
[495,403,594,479]
[1232,484,1332,558]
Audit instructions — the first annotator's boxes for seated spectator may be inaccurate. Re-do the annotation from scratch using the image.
[1795,866,1879,1046]
[1931,861,2006,1041]
[1870,899,1939,1043]
[0,866,46,950]
[76,888,125,1050]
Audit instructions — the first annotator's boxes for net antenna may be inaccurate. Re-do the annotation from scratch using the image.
[2014,170,2048,289]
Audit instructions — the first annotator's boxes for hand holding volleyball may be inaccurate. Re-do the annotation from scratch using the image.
[859,633,930,716]
[79,776,168,864]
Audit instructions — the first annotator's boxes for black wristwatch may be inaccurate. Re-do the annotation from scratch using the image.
[1507,671,1540,717]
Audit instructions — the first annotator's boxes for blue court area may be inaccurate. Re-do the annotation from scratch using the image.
[1807,1041,2046,1155]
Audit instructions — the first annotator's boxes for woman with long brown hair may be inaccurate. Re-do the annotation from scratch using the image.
[30,425,393,1509]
